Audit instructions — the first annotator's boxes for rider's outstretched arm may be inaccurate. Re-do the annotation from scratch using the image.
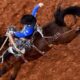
[32,3,44,17]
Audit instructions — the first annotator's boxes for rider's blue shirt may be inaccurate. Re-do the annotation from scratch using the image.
[14,25,34,38]
[14,4,40,38]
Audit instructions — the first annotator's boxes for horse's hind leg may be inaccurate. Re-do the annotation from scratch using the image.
[54,27,80,43]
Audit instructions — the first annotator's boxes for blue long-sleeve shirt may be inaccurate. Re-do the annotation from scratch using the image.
[14,25,34,38]
[14,4,40,38]
[32,4,40,17]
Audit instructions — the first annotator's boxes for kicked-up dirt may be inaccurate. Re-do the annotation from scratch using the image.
[0,0,80,80]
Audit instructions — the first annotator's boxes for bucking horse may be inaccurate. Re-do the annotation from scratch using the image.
[0,0,80,80]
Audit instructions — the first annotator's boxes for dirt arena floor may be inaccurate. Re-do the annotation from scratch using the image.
[0,0,80,80]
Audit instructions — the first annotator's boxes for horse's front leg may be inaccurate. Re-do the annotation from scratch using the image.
[0,51,24,77]
[0,60,14,77]
[9,59,23,80]
[20,54,28,63]
[32,45,45,55]
[0,49,13,77]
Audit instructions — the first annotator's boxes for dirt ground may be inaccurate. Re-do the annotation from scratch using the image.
[0,0,80,80]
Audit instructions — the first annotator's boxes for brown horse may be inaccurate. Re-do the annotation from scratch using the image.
[0,21,80,80]
[0,3,80,80]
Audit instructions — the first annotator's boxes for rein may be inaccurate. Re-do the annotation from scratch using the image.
[0,36,8,51]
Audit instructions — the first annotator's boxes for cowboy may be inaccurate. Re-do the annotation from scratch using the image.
[6,3,44,56]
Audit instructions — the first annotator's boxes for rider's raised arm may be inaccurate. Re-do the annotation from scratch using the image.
[54,0,63,13]
[32,3,44,17]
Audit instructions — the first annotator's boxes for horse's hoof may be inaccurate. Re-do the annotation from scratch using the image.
[48,44,53,48]
[40,51,45,55]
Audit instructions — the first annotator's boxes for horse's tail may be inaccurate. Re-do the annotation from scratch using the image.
[54,6,80,26]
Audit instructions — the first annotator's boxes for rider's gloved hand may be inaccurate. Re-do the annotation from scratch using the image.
[6,26,16,36]
[38,3,44,7]
[5,31,14,37]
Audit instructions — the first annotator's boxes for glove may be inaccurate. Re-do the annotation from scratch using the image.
[7,25,16,34]
[38,3,44,7]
